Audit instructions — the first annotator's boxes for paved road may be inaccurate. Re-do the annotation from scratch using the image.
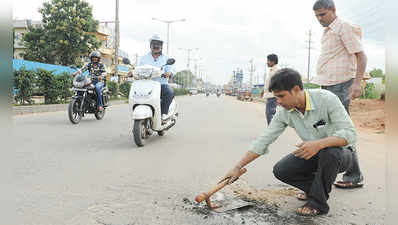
[6,94,386,225]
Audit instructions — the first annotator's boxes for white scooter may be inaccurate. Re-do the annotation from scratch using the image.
[128,58,178,147]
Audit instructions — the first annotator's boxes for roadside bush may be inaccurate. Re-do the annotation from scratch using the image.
[173,88,190,96]
[56,72,72,103]
[361,83,380,99]
[303,83,320,89]
[119,82,131,97]
[13,67,35,105]
[107,81,119,98]
[36,69,59,104]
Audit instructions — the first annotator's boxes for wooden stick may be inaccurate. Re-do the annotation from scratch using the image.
[195,168,247,203]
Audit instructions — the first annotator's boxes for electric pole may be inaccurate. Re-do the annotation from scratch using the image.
[248,58,256,88]
[115,0,120,83]
[263,61,267,96]
[306,29,313,85]
[135,53,139,66]
[179,48,196,69]
[179,48,198,88]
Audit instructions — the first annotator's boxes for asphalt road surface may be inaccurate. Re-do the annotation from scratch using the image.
[6,94,386,225]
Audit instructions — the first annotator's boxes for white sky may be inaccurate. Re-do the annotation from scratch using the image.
[13,0,385,85]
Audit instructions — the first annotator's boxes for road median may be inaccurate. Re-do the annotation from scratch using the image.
[13,99,127,115]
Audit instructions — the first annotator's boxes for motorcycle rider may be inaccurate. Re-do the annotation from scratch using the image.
[71,51,106,111]
[137,34,175,122]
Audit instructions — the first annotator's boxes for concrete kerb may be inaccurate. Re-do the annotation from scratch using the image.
[13,100,127,115]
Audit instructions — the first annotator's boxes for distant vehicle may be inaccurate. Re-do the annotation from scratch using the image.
[237,88,253,101]
[189,88,198,95]
[225,89,233,96]
[231,88,239,96]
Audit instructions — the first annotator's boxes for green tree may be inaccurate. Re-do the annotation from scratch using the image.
[369,68,385,84]
[119,82,131,98]
[36,69,59,104]
[22,26,54,63]
[56,72,72,103]
[173,70,196,88]
[13,67,35,105]
[369,68,384,78]
[22,0,100,66]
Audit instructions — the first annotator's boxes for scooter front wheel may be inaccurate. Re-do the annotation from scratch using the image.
[133,119,146,147]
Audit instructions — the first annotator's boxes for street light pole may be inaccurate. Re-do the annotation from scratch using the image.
[115,0,120,83]
[152,18,186,55]
[166,23,170,55]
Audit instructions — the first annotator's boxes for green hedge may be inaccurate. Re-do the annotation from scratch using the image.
[13,67,189,105]
[107,81,119,98]
[119,82,131,97]
[173,88,189,96]
[13,67,73,105]
[13,67,35,105]
[361,83,380,99]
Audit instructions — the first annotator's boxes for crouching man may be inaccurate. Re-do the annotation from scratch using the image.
[220,68,356,216]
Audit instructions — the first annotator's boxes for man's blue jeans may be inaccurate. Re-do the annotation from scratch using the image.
[160,84,174,115]
[321,79,363,183]
[93,80,104,107]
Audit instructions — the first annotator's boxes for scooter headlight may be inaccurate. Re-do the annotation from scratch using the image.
[133,90,152,98]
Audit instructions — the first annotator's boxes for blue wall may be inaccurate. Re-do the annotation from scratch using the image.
[13,59,79,75]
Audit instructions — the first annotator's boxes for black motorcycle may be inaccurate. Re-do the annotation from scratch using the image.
[68,75,109,124]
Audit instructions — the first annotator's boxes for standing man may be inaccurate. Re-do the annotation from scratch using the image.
[221,69,356,216]
[313,0,367,188]
[264,54,280,124]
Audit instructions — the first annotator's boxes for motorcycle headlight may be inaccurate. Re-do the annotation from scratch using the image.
[73,80,85,88]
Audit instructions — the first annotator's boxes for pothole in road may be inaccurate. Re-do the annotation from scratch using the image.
[181,196,318,225]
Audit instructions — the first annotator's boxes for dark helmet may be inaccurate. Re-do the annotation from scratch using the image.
[89,51,101,61]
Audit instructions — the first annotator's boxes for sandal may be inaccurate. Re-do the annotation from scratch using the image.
[333,181,364,189]
[296,204,325,217]
[297,192,308,201]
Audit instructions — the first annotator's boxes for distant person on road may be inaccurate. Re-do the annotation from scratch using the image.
[264,54,280,125]
[221,68,357,216]
[312,0,366,189]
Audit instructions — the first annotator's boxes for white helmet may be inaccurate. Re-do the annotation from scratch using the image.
[149,34,164,44]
